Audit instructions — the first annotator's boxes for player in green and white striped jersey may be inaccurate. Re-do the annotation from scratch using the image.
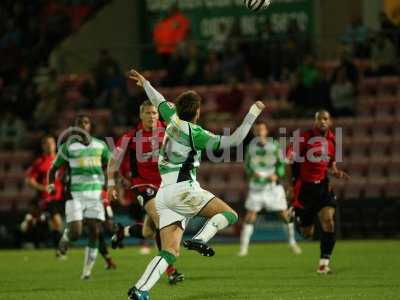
[48,114,111,279]
[238,121,301,256]
[125,70,265,300]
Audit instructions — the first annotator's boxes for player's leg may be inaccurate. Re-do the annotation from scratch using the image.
[317,206,336,274]
[238,210,257,256]
[128,223,184,299]
[47,202,64,257]
[184,197,238,256]
[277,210,302,254]
[144,198,184,285]
[58,220,82,255]
[58,198,84,255]
[81,198,106,279]
[81,218,101,279]
[99,216,117,270]
[111,201,149,249]
[239,189,262,256]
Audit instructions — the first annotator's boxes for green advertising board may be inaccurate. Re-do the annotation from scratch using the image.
[139,0,314,68]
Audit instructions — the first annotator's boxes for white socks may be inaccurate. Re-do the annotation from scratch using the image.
[135,256,169,291]
[82,247,98,278]
[319,258,330,266]
[124,226,130,237]
[287,223,296,245]
[61,228,70,243]
[193,213,229,243]
[239,223,254,254]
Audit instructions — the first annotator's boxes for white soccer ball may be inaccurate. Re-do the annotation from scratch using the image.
[244,0,272,11]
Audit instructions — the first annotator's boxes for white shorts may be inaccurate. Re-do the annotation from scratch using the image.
[245,184,287,213]
[156,180,215,229]
[65,195,105,223]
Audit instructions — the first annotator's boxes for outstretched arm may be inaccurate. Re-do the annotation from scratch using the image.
[219,101,265,149]
[128,69,176,123]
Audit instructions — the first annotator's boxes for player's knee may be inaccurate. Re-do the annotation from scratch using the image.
[142,226,155,239]
[321,219,335,233]
[302,227,314,238]
[222,210,238,225]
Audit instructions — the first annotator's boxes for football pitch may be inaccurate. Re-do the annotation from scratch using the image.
[1,241,399,300]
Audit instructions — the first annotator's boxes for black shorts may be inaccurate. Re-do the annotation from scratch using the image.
[294,180,337,228]
[45,201,64,217]
[131,186,157,207]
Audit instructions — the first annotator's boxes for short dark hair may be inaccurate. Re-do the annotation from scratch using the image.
[140,100,155,113]
[41,134,55,143]
[315,109,330,120]
[175,90,201,121]
[74,113,91,126]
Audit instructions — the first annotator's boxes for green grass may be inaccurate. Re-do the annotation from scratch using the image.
[0,241,399,300]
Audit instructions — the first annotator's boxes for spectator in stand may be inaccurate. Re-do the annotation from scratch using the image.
[163,45,186,86]
[281,19,309,74]
[221,42,245,82]
[92,49,126,96]
[153,4,190,67]
[261,20,282,80]
[216,79,244,117]
[330,67,355,116]
[366,33,398,76]
[332,52,359,85]
[0,111,26,149]
[203,50,222,85]
[380,11,398,36]
[208,22,230,54]
[297,54,330,110]
[33,85,63,130]
[182,41,204,85]
[340,15,370,58]
[0,19,21,49]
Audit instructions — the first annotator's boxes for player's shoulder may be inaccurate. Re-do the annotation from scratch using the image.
[326,129,336,141]
[92,137,109,149]
[30,156,44,167]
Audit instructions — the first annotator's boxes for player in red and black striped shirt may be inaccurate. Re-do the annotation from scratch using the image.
[25,135,64,256]
[286,110,349,274]
[108,100,184,284]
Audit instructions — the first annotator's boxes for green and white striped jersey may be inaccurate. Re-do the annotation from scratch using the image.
[52,137,111,197]
[245,139,285,188]
[158,101,221,185]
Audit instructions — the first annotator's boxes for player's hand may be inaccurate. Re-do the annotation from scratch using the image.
[46,184,56,195]
[332,168,350,180]
[127,69,146,87]
[107,186,119,201]
[255,101,266,110]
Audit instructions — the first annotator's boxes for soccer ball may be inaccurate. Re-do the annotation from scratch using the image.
[244,0,272,11]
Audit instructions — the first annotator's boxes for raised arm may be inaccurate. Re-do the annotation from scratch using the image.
[128,69,176,123]
[219,101,265,149]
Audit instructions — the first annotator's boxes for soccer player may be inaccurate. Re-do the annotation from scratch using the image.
[108,100,184,284]
[25,135,64,257]
[98,189,117,270]
[125,70,265,300]
[238,122,301,257]
[48,114,112,279]
[286,110,349,274]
